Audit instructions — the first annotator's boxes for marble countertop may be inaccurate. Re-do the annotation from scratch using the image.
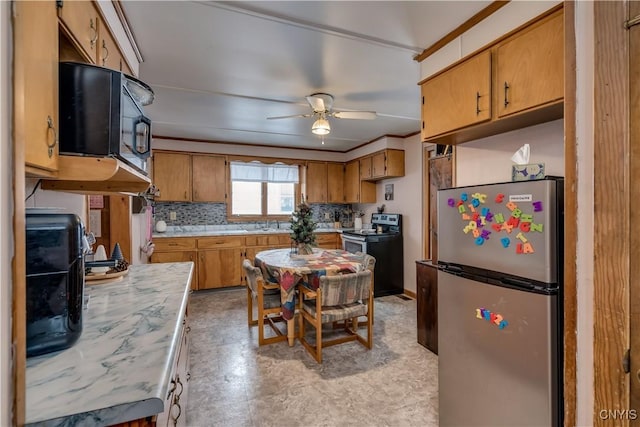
[153,227,352,239]
[25,262,194,426]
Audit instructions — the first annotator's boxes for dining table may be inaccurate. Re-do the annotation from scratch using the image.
[254,248,367,346]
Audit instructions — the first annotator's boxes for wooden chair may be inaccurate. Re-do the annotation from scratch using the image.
[298,269,374,363]
[242,259,287,346]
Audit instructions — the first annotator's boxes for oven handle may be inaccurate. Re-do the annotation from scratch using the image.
[342,235,367,242]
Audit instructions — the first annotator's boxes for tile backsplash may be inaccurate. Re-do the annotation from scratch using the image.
[153,202,351,227]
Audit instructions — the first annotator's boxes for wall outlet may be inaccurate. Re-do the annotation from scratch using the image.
[169,211,177,221]
[324,212,331,220]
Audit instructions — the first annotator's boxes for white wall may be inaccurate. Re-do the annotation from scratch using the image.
[420,1,562,80]
[354,134,422,294]
[1,2,11,424]
[25,179,87,223]
[456,119,564,186]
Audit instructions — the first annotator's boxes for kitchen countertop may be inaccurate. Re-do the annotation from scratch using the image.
[25,262,194,426]
[153,227,352,239]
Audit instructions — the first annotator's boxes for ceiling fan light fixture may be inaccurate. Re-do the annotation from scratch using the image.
[311,117,330,135]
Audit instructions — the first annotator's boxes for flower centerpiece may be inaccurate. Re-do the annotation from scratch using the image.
[289,200,317,255]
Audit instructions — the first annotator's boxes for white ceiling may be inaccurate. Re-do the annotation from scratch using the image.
[121,1,491,152]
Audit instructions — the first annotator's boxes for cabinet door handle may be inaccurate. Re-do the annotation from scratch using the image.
[476,91,481,115]
[89,18,97,49]
[184,191,188,199]
[101,40,109,66]
[46,116,58,158]
[503,82,510,108]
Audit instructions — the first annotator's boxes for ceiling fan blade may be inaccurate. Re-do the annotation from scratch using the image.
[332,111,377,120]
[266,114,313,120]
[306,93,333,112]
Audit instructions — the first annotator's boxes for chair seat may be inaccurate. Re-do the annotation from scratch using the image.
[302,300,367,323]
[261,293,282,310]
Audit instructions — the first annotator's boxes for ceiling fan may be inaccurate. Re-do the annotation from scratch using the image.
[267,93,377,136]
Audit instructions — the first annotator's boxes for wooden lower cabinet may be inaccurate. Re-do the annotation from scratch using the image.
[154,233,338,290]
[151,251,198,290]
[198,248,243,289]
[416,261,438,354]
[315,233,339,249]
[155,310,190,427]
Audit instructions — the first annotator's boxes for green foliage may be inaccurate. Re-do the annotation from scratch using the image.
[290,201,317,251]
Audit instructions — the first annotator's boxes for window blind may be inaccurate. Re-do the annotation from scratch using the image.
[230,161,299,183]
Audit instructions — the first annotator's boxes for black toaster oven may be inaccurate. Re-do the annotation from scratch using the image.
[26,211,85,357]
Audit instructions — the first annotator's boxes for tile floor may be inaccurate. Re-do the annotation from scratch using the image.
[186,288,439,427]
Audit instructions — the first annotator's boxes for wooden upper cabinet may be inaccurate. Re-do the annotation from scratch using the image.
[327,163,344,203]
[344,160,360,203]
[154,152,191,202]
[15,1,59,175]
[419,6,564,145]
[370,149,405,179]
[359,157,372,180]
[97,16,124,71]
[57,0,98,63]
[344,160,376,204]
[496,10,564,118]
[192,155,226,202]
[421,50,492,139]
[305,161,328,203]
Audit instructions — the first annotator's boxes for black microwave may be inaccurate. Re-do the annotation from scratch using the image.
[59,62,154,175]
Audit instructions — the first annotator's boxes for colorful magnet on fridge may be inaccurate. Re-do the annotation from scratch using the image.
[520,213,533,222]
[475,236,484,245]
[498,320,508,330]
[533,201,543,212]
[461,193,468,202]
[462,214,471,220]
[472,228,481,238]
[501,223,514,233]
[472,198,480,208]
[506,201,518,211]
[495,193,505,203]
[520,222,531,232]
[507,216,520,228]
[530,222,543,232]
[472,193,487,203]
[468,203,476,213]
[511,208,522,218]
[481,229,491,240]
[485,211,494,222]
[448,198,456,207]
[481,207,489,217]
[516,232,528,243]
[523,243,535,254]
[458,205,466,213]
[494,213,505,224]
[493,223,503,232]
[500,237,510,248]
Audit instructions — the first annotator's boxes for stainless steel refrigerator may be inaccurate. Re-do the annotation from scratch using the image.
[437,178,563,427]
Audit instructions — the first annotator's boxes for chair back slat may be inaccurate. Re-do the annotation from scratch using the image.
[242,259,262,294]
[319,270,372,306]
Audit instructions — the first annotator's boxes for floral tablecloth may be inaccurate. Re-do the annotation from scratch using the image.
[254,248,366,320]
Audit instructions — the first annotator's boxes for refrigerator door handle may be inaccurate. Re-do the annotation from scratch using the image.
[499,276,536,290]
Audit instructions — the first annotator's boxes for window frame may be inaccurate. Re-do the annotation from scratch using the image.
[226,156,301,222]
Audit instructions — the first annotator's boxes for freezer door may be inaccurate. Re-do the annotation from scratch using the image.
[438,272,559,427]
[437,179,561,284]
